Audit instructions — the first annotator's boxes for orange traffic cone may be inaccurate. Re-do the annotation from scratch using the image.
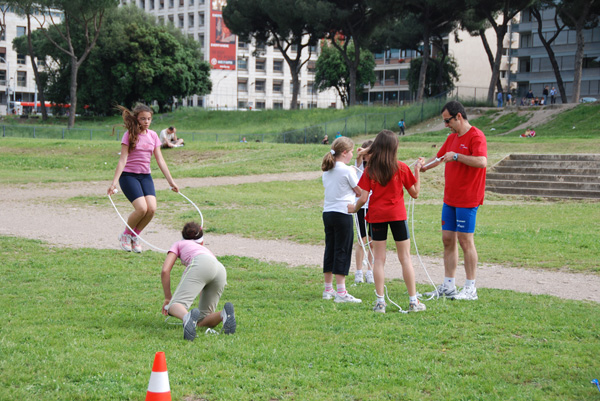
[145,352,172,401]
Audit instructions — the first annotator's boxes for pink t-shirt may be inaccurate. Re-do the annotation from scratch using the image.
[121,130,161,174]
[168,240,216,267]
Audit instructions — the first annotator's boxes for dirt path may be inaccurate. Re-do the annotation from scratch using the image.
[1,172,598,303]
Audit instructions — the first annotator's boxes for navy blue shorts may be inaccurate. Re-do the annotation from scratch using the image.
[119,172,156,202]
[370,220,410,242]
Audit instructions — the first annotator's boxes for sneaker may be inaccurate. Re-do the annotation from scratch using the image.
[364,270,375,284]
[409,300,426,312]
[334,292,362,303]
[118,232,132,252]
[423,284,458,299]
[322,288,336,300]
[183,308,200,341]
[221,302,236,334]
[354,270,364,284]
[373,300,386,313]
[453,286,478,300]
[130,234,142,253]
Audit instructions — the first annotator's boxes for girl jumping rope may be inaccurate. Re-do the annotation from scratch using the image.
[107,104,179,253]
[348,130,426,313]
[354,139,374,284]
[321,137,362,303]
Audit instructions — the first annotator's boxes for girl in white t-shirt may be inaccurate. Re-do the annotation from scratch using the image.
[321,137,362,304]
[107,104,179,253]
[161,222,236,341]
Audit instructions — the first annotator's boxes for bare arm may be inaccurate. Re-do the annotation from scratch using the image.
[107,144,129,195]
[443,152,487,168]
[407,158,424,199]
[348,189,369,214]
[161,252,178,315]
[154,146,179,192]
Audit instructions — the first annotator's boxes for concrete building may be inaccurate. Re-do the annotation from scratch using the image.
[513,8,600,102]
[121,0,341,110]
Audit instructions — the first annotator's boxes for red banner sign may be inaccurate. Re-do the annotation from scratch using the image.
[210,0,236,70]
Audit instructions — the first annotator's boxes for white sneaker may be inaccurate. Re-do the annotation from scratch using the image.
[322,288,336,300]
[118,232,132,252]
[354,270,364,283]
[364,270,375,284]
[408,300,426,312]
[334,292,362,303]
[373,300,386,313]
[423,284,458,298]
[130,234,142,253]
[453,286,478,300]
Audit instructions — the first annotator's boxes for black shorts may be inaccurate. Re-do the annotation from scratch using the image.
[356,208,371,239]
[119,172,156,202]
[370,220,409,242]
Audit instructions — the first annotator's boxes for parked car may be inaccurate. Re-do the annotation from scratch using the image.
[580,97,598,103]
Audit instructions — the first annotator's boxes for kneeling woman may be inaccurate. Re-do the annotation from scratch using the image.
[161,222,236,341]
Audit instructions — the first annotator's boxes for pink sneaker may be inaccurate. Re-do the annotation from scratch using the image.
[131,234,142,253]
[118,232,132,252]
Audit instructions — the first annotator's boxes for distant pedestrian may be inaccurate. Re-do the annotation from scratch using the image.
[543,86,549,104]
[497,92,503,108]
[398,119,406,135]
[507,93,512,106]
[526,90,534,106]
[550,87,557,104]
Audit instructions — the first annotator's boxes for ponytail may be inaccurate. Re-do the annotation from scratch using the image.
[321,137,354,171]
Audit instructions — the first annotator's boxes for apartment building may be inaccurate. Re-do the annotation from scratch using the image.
[121,0,341,110]
[513,8,600,101]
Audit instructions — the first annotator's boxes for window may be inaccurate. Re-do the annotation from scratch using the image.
[179,14,184,28]
[197,13,204,27]
[0,48,6,61]
[139,0,146,9]
[307,81,314,94]
[37,58,46,68]
[189,0,194,4]
[169,0,174,8]
[158,16,165,24]
[238,80,248,92]
[149,0,154,10]
[17,53,26,65]
[255,42,266,52]
[273,102,283,110]
[0,70,5,86]
[159,0,164,9]
[188,13,194,27]
[199,34,205,47]
[273,60,284,73]
[238,41,248,49]
[0,30,5,41]
[168,15,174,24]
[307,61,316,73]
[17,71,27,87]
[583,57,600,69]
[273,81,283,93]
[255,80,265,92]
[180,0,184,5]
[16,26,26,37]
[255,58,266,71]
[255,101,266,109]
[520,58,531,73]
[238,100,248,109]
[238,57,247,70]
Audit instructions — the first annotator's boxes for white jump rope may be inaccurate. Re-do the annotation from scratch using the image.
[351,157,444,311]
[108,188,204,254]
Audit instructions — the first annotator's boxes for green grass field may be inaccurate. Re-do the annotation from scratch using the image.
[1,103,600,400]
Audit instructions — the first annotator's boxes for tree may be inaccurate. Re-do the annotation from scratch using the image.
[223,0,331,109]
[320,0,389,106]
[556,0,600,102]
[76,6,211,114]
[32,0,117,127]
[10,1,50,120]
[530,1,569,103]
[314,40,375,106]
[407,55,459,97]
[467,0,536,103]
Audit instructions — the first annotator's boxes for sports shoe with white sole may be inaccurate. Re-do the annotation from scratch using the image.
[354,270,364,284]
[118,232,132,252]
[408,301,426,312]
[334,292,362,303]
[221,302,236,334]
[364,270,375,284]
[423,284,458,299]
[130,234,142,253]
[373,300,386,313]
[183,308,200,341]
[453,286,478,300]
[322,288,336,300]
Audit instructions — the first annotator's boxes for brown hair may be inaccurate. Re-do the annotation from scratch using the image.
[360,139,373,168]
[115,104,153,153]
[366,130,399,186]
[182,222,203,240]
[321,136,354,171]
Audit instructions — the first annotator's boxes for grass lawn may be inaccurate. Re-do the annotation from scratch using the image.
[1,237,599,401]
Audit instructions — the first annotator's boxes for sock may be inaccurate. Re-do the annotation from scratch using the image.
[376,293,385,303]
[324,283,333,291]
[124,227,134,236]
[134,228,142,235]
[336,284,346,295]
[409,295,418,304]
[465,279,476,288]
[444,277,456,289]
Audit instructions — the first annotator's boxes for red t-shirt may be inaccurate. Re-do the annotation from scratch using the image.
[437,126,487,208]
[357,161,416,223]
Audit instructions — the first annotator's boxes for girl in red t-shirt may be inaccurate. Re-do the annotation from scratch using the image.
[348,130,426,313]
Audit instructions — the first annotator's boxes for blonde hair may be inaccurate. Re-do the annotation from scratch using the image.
[114,104,153,152]
[321,136,354,171]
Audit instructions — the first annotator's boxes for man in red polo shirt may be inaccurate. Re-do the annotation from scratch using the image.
[421,101,487,300]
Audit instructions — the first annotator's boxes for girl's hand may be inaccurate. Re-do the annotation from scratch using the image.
[414,157,425,171]
[161,300,170,316]
[170,183,179,193]
[107,184,117,195]
[347,203,355,214]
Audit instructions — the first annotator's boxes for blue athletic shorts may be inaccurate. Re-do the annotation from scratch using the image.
[119,172,156,202]
[370,220,409,242]
[441,203,479,233]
